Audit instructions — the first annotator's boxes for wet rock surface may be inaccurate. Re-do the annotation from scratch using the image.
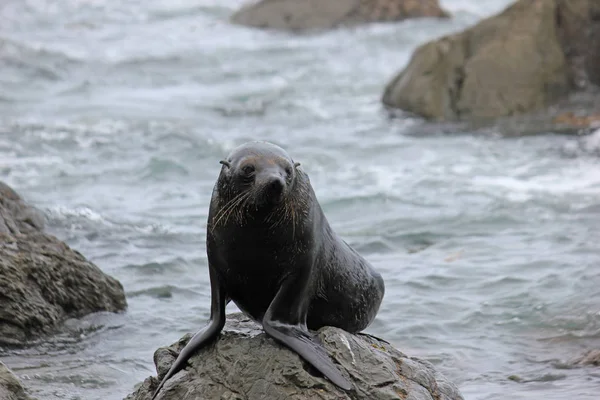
[0,362,35,400]
[0,181,127,347]
[127,313,464,400]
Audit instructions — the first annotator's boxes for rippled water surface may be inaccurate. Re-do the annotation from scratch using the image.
[1,1,600,399]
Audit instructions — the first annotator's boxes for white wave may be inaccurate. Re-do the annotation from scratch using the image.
[471,169,600,197]
[34,131,71,141]
[46,205,176,235]
[47,206,109,223]
[131,222,173,235]
[581,128,600,154]
[440,0,515,17]
[0,152,65,166]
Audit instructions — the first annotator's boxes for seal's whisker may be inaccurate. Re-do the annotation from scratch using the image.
[268,201,288,231]
[212,191,250,231]
[264,194,278,225]
[291,203,296,241]
[236,191,254,224]
[221,191,252,226]
[212,192,243,224]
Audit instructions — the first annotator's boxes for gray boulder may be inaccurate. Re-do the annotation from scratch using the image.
[231,0,450,32]
[0,362,35,400]
[382,0,600,125]
[0,181,127,347]
[126,313,464,400]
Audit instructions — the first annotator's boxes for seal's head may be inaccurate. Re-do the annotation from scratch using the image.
[218,141,301,208]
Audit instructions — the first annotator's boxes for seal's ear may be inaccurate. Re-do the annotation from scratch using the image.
[293,162,301,168]
[219,160,231,168]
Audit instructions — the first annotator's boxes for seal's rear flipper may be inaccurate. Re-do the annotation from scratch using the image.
[263,320,353,391]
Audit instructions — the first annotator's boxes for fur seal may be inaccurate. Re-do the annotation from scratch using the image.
[151,141,385,399]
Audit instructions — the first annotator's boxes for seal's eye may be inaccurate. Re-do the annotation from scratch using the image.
[241,165,255,175]
[285,166,292,176]
[240,165,255,183]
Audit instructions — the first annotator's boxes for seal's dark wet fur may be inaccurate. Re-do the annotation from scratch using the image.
[151,141,385,399]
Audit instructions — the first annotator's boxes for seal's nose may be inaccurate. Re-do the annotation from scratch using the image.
[266,176,285,201]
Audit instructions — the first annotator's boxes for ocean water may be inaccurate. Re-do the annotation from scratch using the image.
[1,1,600,399]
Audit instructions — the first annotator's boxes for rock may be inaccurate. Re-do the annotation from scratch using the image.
[382,0,600,124]
[556,0,600,89]
[569,349,600,366]
[126,313,464,400]
[553,111,600,128]
[0,181,127,347]
[463,89,600,136]
[0,182,45,235]
[0,362,35,400]
[230,0,450,32]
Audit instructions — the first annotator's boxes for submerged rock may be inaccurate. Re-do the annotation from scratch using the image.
[382,0,600,126]
[230,0,450,32]
[569,349,600,367]
[0,362,35,400]
[0,181,127,347]
[127,313,464,400]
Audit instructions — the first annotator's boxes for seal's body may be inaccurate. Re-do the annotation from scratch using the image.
[151,141,384,399]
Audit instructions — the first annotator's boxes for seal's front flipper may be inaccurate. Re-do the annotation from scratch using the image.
[151,266,228,400]
[263,319,352,390]
[262,268,352,391]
